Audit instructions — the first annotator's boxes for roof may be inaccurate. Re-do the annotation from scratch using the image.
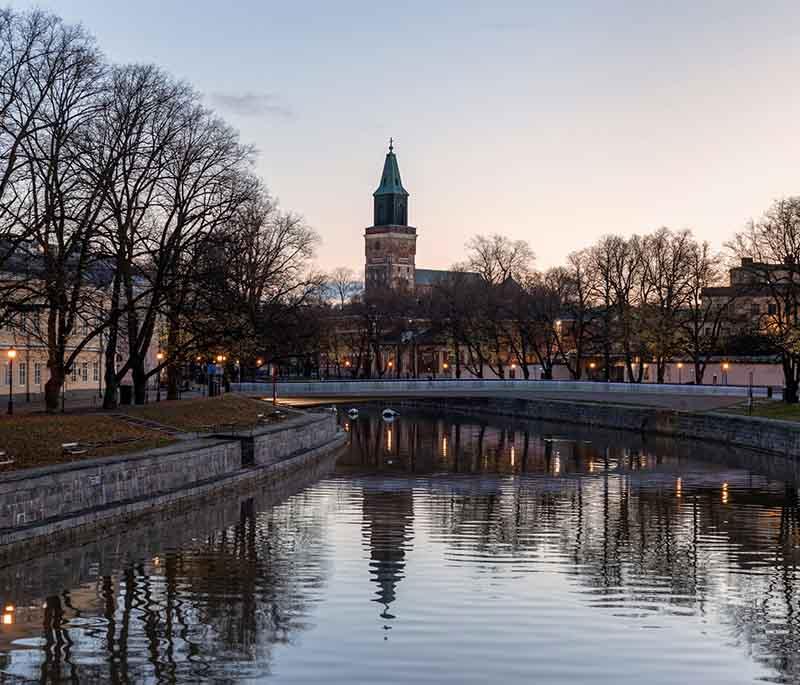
[414,268,482,287]
[374,141,408,197]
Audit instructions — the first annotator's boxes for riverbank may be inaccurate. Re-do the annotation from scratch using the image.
[0,408,346,552]
[392,396,800,460]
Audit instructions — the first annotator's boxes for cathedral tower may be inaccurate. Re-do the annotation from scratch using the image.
[365,140,417,293]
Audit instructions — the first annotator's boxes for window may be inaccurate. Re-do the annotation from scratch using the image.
[34,362,41,385]
[70,365,77,383]
[81,362,88,382]
[750,303,760,316]
[93,360,99,382]
[3,364,8,386]
[768,303,778,315]
[18,362,25,387]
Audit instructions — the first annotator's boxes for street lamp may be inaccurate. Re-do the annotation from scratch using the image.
[6,349,15,415]
[156,351,164,402]
[722,361,730,385]
[677,362,683,384]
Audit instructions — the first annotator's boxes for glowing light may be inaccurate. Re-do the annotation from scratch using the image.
[510,445,515,467]
[722,362,730,371]
[553,455,561,475]
[2,613,11,625]
[386,427,392,452]
[153,556,160,567]
[676,477,682,498]
[6,349,15,360]
[589,362,596,369]
[442,435,448,458]
[722,482,729,504]
[677,362,683,369]
[3,605,13,612]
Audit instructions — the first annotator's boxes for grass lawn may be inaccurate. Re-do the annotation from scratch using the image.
[0,413,174,472]
[723,400,800,422]
[122,394,289,431]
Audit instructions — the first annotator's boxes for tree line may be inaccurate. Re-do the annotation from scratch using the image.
[322,197,800,401]
[0,9,321,411]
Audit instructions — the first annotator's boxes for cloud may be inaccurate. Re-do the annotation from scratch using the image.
[209,92,294,119]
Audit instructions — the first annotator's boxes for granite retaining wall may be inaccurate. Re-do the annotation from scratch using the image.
[0,410,344,548]
[398,396,800,460]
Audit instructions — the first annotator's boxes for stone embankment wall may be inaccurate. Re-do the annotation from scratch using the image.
[0,410,345,548]
[399,397,800,459]
[250,412,339,466]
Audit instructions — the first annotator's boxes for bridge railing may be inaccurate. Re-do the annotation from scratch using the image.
[232,378,778,399]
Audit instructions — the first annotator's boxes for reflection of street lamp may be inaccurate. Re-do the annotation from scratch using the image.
[6,348,15,415]
[156,351,164,402]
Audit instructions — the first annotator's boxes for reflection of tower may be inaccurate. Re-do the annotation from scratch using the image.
[362,487,414,626]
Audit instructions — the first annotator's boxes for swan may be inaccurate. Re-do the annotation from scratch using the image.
[382,408,399,420]
[347,408,360,419]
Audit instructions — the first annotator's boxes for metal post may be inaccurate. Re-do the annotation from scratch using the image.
[6,357,12,415]
[272,364,277,407]
[25,348,30,403]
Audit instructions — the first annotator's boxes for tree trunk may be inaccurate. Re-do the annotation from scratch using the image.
[103,361,118,409]
[44,364,64,413]
[166,318,180,400]
[694,360,705,385]
[132,361,147,405]
[783,355,799,403]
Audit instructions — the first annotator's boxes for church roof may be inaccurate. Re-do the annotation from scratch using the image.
[415,268,482,286]
[374,140,409,197]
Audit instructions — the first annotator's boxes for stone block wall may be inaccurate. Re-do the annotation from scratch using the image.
[251,412,338,466]
[0,438,241,532]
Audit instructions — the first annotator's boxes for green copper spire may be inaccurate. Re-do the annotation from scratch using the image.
[374,138,409,198]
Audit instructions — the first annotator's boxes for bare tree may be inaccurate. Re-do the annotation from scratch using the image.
[463,234,535,285]
[328,267,363,309]
[679,240,732,384]
[640,228,694,383]
[729,197,800,402]
[9,20,106,411]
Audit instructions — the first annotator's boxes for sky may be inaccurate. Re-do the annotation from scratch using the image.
[9,0,800,275]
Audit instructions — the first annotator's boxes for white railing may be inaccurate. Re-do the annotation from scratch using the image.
[233,379,777,399]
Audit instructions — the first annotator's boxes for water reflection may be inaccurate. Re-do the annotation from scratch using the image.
[0,406,800,682]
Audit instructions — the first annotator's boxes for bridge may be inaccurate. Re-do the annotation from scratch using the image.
[232,379,775,411]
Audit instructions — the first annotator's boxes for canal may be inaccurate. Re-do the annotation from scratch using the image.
[0,403,799,683]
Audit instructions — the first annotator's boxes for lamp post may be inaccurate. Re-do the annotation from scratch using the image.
[722,362,730,386]
[6,349,15,415]
[677,362,683,385]
[156,351,164,402]
[215,354,224,397]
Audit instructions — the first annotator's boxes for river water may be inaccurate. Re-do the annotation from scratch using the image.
[1,403,799,683]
